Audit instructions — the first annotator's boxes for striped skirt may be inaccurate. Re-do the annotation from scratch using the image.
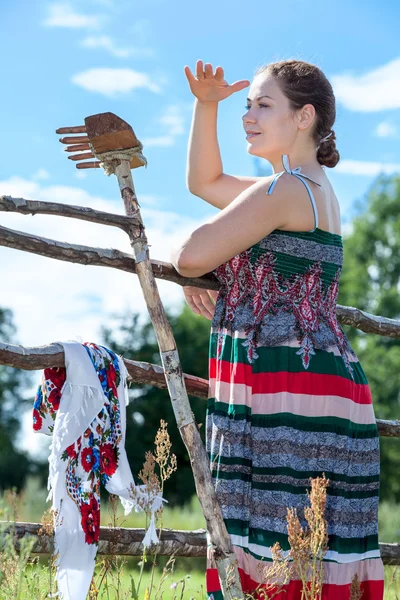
[205,328,385,599]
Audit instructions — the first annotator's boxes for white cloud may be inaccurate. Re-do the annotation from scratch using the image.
[74,170,88,180]
[0,176,210,351]
[141,136,176,148]
[42,2,104,29]
[141,105,187,148]
[334,159,400,176]
[71,67,163,97]
[157,105,185,136]
[331,57,400,112]
[374,121,398,138]
[80,35,155,59]
[32,168,50,181]
[1,176,210,460]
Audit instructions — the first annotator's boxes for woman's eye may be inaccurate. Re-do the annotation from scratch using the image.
[244,104,268,109]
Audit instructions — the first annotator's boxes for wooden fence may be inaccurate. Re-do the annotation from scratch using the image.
[0,114,399,593]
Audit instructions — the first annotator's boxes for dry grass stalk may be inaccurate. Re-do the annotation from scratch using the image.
[349,572,363,600]
[229,474,364,600]
[87,419,178,600]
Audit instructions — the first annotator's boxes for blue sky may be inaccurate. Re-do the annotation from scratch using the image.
[1,0,399,454]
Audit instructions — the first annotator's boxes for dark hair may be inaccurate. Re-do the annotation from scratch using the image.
[254,59,340,168]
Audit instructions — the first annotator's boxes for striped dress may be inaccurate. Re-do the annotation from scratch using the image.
[205,155,384,600]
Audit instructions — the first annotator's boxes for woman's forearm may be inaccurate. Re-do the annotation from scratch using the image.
[186,98,223,192]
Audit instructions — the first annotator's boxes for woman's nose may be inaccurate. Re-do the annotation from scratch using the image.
[243,114,256,124]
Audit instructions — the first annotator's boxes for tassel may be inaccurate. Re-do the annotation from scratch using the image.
[141,511,159,548]
[120,496,135,516]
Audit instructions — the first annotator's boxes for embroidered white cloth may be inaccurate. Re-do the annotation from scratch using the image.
[33,341,166,600]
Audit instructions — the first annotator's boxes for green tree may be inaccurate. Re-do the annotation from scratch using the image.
[339,173,400,502]
[101,303,211,506]
[0,308,32,492]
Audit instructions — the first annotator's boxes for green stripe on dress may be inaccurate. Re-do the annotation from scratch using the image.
[224,519,379,555]
[207,402,378,437]
[209,333,367,383]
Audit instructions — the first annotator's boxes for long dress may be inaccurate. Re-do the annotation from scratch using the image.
[205,154,385,600]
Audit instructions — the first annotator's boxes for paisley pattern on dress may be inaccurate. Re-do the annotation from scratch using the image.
[212,230,357,379]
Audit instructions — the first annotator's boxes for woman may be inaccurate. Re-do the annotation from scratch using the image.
[170,59,384,599]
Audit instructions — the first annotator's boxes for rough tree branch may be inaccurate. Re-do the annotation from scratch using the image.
[2,215,400,336]
[1,522,399,564]
[1,341,398,438]
[0,195,139,232]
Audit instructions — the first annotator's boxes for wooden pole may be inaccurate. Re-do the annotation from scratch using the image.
[54,112,244,599]
[114,161,243,600]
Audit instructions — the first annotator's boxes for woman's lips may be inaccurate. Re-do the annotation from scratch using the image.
[246,133,262,140]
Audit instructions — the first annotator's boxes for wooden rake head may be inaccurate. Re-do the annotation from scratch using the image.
[56,112,146,170]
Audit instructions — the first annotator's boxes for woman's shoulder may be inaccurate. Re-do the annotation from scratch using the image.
[268,171,342,236]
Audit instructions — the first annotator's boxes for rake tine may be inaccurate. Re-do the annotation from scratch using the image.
[76,161,101,169]
[64,143,91,153]
[56,125,87,134]
[59,135,90,145]
[68,152,95,162]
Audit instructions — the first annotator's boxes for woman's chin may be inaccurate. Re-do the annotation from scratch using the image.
[246,145,263,155]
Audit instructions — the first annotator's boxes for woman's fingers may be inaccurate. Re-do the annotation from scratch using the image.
[204,63,214,78]
[230,79,251,92]
[185,295,201,315]
[195,59,205,79]
[184,65,196,85]
[207,289,219,302]
[191,294,208,316]
[183,287,218,319]
[214,66,224,81]
[194,291,216,319]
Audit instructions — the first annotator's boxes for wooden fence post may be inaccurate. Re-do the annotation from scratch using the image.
[55,112,243,599]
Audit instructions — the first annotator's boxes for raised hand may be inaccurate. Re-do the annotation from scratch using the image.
[184,60,250,104]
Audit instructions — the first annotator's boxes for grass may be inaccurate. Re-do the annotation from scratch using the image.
[0,418,399,599]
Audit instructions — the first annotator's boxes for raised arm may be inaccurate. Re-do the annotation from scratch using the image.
[184,60,254,210]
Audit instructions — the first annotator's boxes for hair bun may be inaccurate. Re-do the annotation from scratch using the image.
[317,129,339,168]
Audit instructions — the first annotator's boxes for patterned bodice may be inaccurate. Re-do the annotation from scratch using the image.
[211,226,357,380]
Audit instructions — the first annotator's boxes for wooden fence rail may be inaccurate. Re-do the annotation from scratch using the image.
[2,523,399,565]
[1,341,399,438]
[3,195,400,339]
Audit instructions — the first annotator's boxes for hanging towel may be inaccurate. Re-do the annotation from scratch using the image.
[33,341,166,600]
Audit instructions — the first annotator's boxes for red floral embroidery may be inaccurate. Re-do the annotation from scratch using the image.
[100,443,117,477]
[81,447,97,472]
[81,496,100,544]
[45,368,66,390]
[33,409,42,431]
[44,367,66,412]
[214,247,355,378]
[66,438,81,460]
[106,365,118,396]
[33,343,124,552]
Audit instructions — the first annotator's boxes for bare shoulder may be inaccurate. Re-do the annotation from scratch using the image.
[267,171,342,236]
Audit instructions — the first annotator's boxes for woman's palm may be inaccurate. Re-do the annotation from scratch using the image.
[184,60,249,103]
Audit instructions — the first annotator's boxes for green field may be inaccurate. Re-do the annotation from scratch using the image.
[1,477,399,599]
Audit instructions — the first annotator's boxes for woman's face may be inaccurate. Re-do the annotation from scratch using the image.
[242,73,300,160]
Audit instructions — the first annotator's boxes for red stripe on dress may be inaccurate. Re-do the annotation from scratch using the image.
[206,567,384,599]
[209,359,372,405]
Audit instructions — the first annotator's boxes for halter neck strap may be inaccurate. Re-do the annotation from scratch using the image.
[266,154,321,232]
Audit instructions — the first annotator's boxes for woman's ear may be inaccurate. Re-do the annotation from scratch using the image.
[296,103,316,131]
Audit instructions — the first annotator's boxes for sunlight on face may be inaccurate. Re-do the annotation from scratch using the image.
[242,73,297,160]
